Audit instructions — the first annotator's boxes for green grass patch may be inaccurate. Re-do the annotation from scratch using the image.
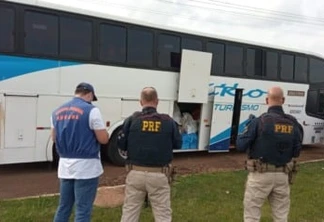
[1,161,324,222]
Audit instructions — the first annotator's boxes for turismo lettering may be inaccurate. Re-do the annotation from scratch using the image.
[214,104,260,111]
[209,83,267,98]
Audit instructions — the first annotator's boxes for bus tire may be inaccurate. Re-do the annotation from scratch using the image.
[107,128,127,166]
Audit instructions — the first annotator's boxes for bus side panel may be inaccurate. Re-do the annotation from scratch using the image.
[0,55,62,94]
[209,101,231,151]
[0,95,38,164]
[58,64,178,101]
[36,95,71,162]
[209,101,267,152]
[98,98,122,127]
[0,95,68,165]
[197,101,213,151]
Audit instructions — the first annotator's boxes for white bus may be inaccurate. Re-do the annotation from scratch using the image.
[1,0,324,166]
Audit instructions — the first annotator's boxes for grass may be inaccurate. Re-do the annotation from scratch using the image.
[1,161,324,222]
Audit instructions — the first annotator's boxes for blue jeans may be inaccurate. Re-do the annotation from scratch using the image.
[53,177,99,222]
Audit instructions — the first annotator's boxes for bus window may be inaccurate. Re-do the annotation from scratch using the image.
[127,29,153,67]
[182,38,202,51]
[247,48,263,76]
[158,34,180,69]
[99,24,126,63]
[0,6,14,52]
[309,58,324,83]
[306,89,318,115]
[225,44,243,75]
[24,11,58,56]
[206,42,224,75]
[265,51,278,79]
[319,90,324,114]
[280,54,294,81]
[60,17,92,59]
[294,56,308,82]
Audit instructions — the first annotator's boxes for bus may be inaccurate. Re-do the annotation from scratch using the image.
[1,0,324,166]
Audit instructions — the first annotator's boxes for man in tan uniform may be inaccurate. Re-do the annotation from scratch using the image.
[118,87,182,222]
[236,86,303,222]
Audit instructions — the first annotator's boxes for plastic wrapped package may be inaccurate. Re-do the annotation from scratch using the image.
[181,112,197,134]
[181,133,198,149]
[180,112,198,149]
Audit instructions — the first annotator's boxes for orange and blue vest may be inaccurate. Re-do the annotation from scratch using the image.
[52,97,100,159]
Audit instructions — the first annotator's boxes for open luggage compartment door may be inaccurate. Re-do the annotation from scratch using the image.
[178,49,212,104]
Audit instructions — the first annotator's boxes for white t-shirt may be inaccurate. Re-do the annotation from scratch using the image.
[51,107,106,179]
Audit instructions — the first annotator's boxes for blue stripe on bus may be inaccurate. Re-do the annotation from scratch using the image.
[0,55,80,81]
[209,118,249,150]
[209,138,230,151]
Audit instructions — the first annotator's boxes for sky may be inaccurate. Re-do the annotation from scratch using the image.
[42,0,324,57]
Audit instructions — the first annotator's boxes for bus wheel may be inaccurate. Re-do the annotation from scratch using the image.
[107,128,127,166]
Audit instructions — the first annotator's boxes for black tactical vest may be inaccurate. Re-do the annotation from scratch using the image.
[126,108,174,167]
[250,112,296,166]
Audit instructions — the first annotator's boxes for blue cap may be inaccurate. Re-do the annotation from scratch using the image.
[76,82,98,101]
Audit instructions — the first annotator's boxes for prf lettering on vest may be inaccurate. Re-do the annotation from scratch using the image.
[142,120,161,132]
[274,124,293,134]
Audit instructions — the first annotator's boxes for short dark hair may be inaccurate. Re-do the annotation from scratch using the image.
[141,87,158,102]
[74,82,98,101]
[74,87,91,96]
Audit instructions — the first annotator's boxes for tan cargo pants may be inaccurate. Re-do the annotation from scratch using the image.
[120,170,171,222]
[244,172,290,222]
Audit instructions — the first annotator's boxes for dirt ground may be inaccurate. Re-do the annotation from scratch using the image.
[0,145,323,201]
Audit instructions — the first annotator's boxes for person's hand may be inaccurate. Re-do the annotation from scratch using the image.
[245,114,256,127]
[248,114,256,120]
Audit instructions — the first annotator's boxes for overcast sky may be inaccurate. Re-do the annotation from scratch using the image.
[46,0,324,57]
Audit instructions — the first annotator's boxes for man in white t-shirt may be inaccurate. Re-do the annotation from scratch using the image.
[51,82,109,222]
